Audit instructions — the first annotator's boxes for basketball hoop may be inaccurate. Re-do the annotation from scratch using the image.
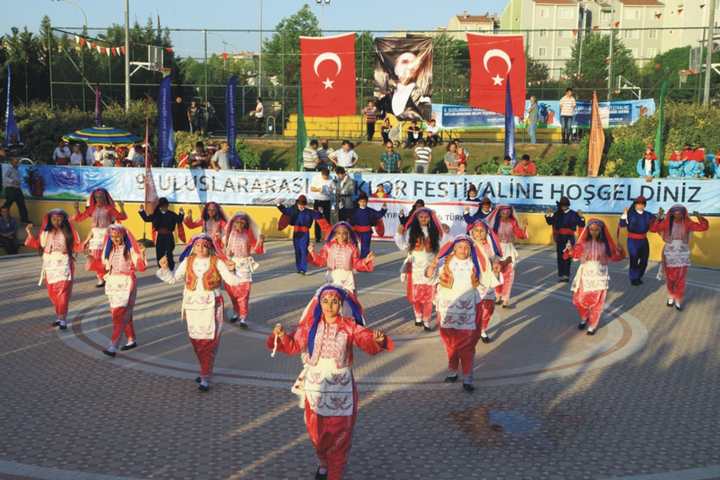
[130,45,165,77]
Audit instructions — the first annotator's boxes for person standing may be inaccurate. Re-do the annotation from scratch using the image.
[310,168,334,243]
[24,210,82,329]
[564,219,625,335]
[189,141,210,169]
[52,139,71,165]
[2,157,30,223]
[157,234,246,392]
[316,139,334,170]
[485,205,528,308]
[467,220,504,343]
[100,225,146,357]
[348,192,386,259]
[69,144,84,166]
[277,195,329,275]
[330,141,358,170]
[223,212,265,327]
[650,205,709,310]
[380,118,392,145]
[210,142,231,170]
[559,88,576,144]
[303,139,320,171]
[413,138,432,174]
[545,197,585,282]
[187,100,203,134]
[380,141,401,173]
[362,101,378,141]
[444,142,460,175]
[0,206,18,254]
[527,96,539,144]
[334,167,355,222]
[619,196,656,286]
[253,97,264,136]
[268,285,392,480]
[308,222,374,292]
[72,188,128,287]
[138,198,185,271]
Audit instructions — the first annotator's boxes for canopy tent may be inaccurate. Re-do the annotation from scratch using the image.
[63,126,140,145]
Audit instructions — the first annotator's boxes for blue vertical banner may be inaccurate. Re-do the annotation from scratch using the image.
[157,75,175,167]
[3,65,21,147]
[94,86,102,127]
[504,77,515,164]
[226,75,240,168]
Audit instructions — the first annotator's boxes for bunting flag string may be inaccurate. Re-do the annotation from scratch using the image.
[71,33,174,57]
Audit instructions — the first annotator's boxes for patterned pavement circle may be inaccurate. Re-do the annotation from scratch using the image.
[1,240,719,480]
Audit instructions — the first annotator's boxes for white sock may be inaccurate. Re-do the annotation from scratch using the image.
[481,331,488,338]
[447,371,458,378]
[58,319,67,327]
[200,377,209,387]
[423,320,431,328]
[239,317,247,324]
[106,345,117,353]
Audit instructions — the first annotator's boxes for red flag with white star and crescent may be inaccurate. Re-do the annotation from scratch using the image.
[300,33,356,116]
[467,33,526,116]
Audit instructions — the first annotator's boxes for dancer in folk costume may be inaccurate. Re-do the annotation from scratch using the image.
[463,196,494,224]
[650,205,709,310]
[277,195,330,275]
[485,205,528,308]
[394,207,443,331]
[156,234,245,391]
[619,196,657,286]
[308,222,374,293]
[223,212,265,327]
[467,220,504,343]
[268,285,393,480]
[545,196,585,282]
[431,235,500,391]
[348,191,386,259]
[100,225,146,357]
[564,219,625,335]
[72,188,127,287]
[184,201,228,248]
[25,209,82,329]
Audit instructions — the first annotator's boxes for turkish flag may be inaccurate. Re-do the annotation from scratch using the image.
[468,34,526,116]
[300,33,356,116]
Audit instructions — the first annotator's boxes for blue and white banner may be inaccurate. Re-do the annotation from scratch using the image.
[15,165,720,215]
[433,98,656,130]
[156,76,175,167]
[226,75,240,168]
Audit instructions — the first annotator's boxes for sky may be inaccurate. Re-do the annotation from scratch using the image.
[1,0,506,59]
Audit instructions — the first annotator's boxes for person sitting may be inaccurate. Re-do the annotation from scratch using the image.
[380,141,401,173]
[189,141,210,169]
[636,144,660,178]
[52,139,71,165]
[372,184,391,199]
[497,155,513,175]
[512,154,537,176]
[0,206,18,255]
[668,146,686,178]
[413,138,432,174]
[444,142,460,174]
[455,140,469,174]
[404,121,422,148]
[684,145,706,178]
[426,118,440,147]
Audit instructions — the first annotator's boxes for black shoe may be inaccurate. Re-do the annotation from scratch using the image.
[666,299,674,307]
[414,320,423,327]
[637,279,644,285]
[58,324,67,330]
[578,321,587,330]
[423,325,433,332]
[52,320,60,327]
[95,281,106,288]
[502,303,515,309]
[229,315,239,324]
[239,320,249,329]
[562,277,570,283]
[102,349,116,357]
[120,342,137,351]
[315,468,328,480]
[586,328,597,336]
[495,298,503,305]
[630,280,639,286]
[674,303,683,311]
[298,271,306,276]
[198,384,210,392]
[444,374,459,383]
[481,334,492,344]
[195,377,202,384]
[558,277,566,283]
[463,383,475,393]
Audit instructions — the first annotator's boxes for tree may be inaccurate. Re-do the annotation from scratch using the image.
[261,5,321,89]
[431,33,469,104]
[564,32,638,97]
[527,54,549,84]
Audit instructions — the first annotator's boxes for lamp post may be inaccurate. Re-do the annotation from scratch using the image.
[258,0,263,95]
[124,0,130,112]
[315,0,331,30]
[51,0,88,110]
[703,0,716,106]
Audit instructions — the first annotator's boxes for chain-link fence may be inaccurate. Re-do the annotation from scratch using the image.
[46,25,716,138]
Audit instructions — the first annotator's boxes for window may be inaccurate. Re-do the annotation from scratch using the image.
[559,30,571,38]
[538,47,547,57]
[622,29,640,39]
[631,48,639,58]
[624,7,641,20]
[538,29,547,38]
[539,7,549,17]
[646,47,657,58]
[556,47,569,57]
[648,29,657,39]
[602,11,612,22]
[559,7,574,19]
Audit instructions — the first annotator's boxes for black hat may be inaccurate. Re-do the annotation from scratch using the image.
[358,191,369,201]
[557,196,570,207]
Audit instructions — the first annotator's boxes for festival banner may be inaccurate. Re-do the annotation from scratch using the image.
[504,79,515,162]
[16,166,720,215]
[300,33,356,116]
[226,75,240,168]
[156,75,175,167]
[374,37,433,121]
[368,198,474,241]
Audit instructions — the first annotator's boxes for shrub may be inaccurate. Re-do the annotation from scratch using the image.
[606,136,645,177]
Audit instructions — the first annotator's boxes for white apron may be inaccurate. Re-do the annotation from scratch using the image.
[401,250,436,286]
[182,289,219,340]
[303,358,354,416]
[327,268,355,291]
[232,256,258,283]
[88,227,108,252]
[105,273,133,308]
[436,259,479,330]
[571,260,609,293]
[40,252,72,286]
[664,240,691,268]
[499,241,519,263]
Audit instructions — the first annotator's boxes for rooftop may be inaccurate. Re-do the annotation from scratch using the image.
[455,13,495,23]
[619,0,664,5]
[533,0,578,5]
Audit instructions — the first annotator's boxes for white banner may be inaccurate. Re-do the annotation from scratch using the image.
[369,199,475,241]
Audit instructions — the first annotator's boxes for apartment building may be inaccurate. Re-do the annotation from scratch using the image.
[446,12,497,40]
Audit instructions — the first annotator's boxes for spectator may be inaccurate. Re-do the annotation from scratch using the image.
[173,96,187,132]
[637,144,659,178]
[380,118,392,145]
[404,120,422,148]
[101,146,116,167]
[252,97,264,136]
[497,155,514,175]
[130,145,145,168]
[455,139,469,174]
[309,167,334,242]
[0,205,18,254]
[303,139,320,171]
[330,140,358,169]
[527,96,539,144]
[426,118,440,147]
[2,158,29,223]
[52,139,71,165]
[444,142,460,174]
[372,184,391,198]
[688,145,706,178]
[187,100,204,134]
[380,141,401,173]
[203,100,216,134]
[362,100,378,141]
[466,184,481,203]
[668,147,685,178]
[211,142,231,170]
[559,88,576,144]
[190,141,210,169]
[512,154,537,176]
[317,139,334,170]
[69,144,84,166]
[84,143,96,165]
[413,138,432,174]
[334,166,355,222]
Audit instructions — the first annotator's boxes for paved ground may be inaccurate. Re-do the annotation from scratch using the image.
[1,240,719,480]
